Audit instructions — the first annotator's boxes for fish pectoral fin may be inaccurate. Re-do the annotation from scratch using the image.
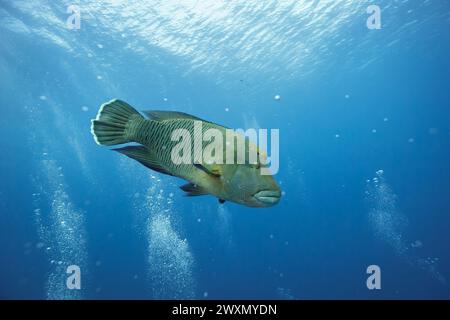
[194,163,222,177]
[113,145,173,176]
[218,198,225,204]
[180,183,209,196]
[210,165,222,176]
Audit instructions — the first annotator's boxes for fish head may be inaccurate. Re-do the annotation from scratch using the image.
[223,163,281,208]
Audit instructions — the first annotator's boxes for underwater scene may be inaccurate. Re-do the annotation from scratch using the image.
[0,0,449,299]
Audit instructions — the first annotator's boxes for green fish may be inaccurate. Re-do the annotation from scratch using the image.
[91,99,281,207]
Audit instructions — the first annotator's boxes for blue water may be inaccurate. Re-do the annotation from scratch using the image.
[1,0,450,299]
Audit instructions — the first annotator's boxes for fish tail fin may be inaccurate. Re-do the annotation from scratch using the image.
[91,99,143,146]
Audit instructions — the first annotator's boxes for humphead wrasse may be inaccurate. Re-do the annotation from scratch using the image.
[91,99,281,207]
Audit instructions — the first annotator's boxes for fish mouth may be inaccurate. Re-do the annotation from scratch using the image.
[253,190,281,206]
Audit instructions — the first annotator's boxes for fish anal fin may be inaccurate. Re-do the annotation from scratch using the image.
[113,145,173,176]
[180,183,209,196]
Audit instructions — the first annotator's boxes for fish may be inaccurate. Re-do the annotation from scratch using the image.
[90,99,281,207]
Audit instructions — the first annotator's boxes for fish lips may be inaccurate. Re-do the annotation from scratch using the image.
[253,190,281,206]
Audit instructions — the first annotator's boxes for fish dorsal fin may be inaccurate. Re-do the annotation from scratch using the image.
[113,145,173,176]
[143,110,206,122]
[180,183,209,196]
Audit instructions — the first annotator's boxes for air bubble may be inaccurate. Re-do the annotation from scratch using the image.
[411,240,423,248]
[428,128,438,135]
